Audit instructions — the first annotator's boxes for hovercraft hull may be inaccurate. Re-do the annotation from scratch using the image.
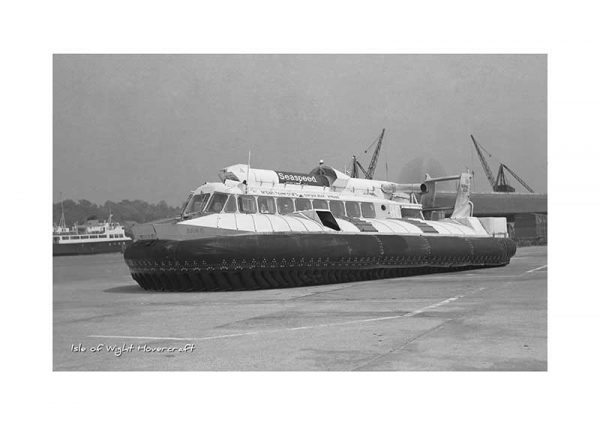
[124,233,516,291]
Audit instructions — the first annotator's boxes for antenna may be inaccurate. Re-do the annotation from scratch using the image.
[246,150,251,194]
[59,191,66,229]
[385,143,389,181]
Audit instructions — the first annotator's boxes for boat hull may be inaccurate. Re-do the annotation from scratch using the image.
[124,233,516,291]
[53,240,131,256]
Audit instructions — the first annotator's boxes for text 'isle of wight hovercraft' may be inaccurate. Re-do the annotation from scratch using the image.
[124,163,516,291]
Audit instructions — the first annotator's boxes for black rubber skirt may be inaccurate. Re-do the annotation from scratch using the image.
[124,233,516,292]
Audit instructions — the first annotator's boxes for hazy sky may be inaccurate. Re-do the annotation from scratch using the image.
[53,54,546,206]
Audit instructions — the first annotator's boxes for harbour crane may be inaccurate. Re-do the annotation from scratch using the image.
[349,128,385,179]
[349,155,368,178]
[470,134,496,189]
[470,134,535,193]
[495,163,535,193]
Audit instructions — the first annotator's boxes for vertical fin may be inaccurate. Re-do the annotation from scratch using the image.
[451,172,474,218]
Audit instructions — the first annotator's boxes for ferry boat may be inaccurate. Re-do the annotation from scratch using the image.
[53,211,132,256]
[124,163,516,291]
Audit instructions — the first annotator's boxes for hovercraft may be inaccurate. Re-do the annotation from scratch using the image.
[124,163,516,291]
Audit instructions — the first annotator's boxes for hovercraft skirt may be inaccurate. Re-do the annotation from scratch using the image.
[124,233,516,292]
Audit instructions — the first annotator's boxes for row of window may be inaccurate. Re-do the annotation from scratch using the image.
[54,234,125,241]
[184,192,383,219]
[184,192,424,220]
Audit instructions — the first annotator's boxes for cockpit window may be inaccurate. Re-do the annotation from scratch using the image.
[294,198,312,211]
[345,201,361,218]
[257,196,276,214]
[238,195,257,214]
[224,195,237,213]
[329,200,345,218]
[207,192,228,213]
[183,193,210,216]
[360,202,376,218]
[312,199,328,210]
[276,197,295,214]
[180,193,193,216]
[401,208,424,219]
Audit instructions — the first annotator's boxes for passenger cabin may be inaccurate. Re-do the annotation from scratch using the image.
[180,164,425,222]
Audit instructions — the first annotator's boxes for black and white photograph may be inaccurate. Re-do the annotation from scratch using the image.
[5,1,600,423]
[53,54,547,371]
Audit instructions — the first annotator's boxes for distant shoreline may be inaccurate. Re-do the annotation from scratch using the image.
[53,198,180,229]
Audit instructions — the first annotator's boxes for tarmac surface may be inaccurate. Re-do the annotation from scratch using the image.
[53,246,547,371]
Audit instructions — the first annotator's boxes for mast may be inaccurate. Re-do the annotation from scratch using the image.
[58,192,66,229]
[350,156,359,178]
[245,150,251,194]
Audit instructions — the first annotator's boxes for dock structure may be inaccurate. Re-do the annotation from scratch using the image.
[429,191,547,243]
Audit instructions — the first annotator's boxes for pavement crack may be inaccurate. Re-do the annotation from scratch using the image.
[350,319,456,371]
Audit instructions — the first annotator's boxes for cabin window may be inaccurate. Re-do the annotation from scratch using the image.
[360,202,376,218]
[345,201,361,218]
[329,200,345,218]
[401,208,424,219]
[224,195,237,213]
[184,193,210,216]
[312,199,328,210]
[257,196,276,214]
[276,197,295,215]
[180,193,192,216]
[294,198,312,211]
[238,195,257,214]
[207,192,228,213]
[53,237,59,243]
